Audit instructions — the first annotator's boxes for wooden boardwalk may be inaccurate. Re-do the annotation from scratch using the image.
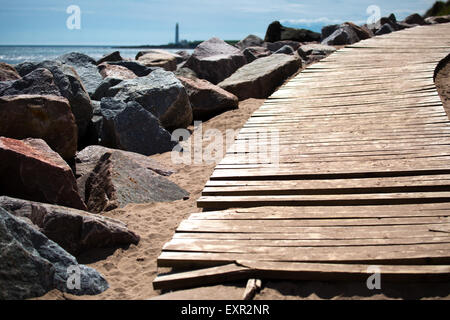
[154,24,450,291]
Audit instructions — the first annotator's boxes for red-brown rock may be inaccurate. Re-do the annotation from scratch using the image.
[178,76,238,119]
[98,63,137,80]
[0,62,21,81]
[0,95,77,159]
[0,137,87,211]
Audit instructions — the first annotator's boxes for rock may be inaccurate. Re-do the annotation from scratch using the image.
[425,15,450,24]
[321,25,360,45]
[373,14,400,31]
[174,66,198,80]
[184,37,247,84]
[0,137,86,210]
[96,51,123,65]
[218,54,301,100]
[178,76,238,119]
[98,63,137,80]
[375,23,395,36]
[297,44,336,59]
[136,50,177,71]
[0,62,20,81]
[175,50,191,62]
[274,45,294,55]
[14,60,94,141]
[342,22,372,40]
[403,13,427,26]
[0,95,78,159]
[235,35,264,50]
[321,24,340,40]
[264,21,321,42]
[0,68,61,96]
[84,151,189,213]
[92,77,123,101]
[107,61,156,77]
[0,207,108,299]
[264,40,302,52]
[242,46,272,63]
[0,196,140,256]
[100,98,177,156]
[58,52,103,97]
[106,68,193,130]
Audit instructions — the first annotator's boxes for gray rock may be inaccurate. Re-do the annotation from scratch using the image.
[100,98,177,156]
[174,66,198,80]
[0,196,140,256]
[321,24,340,40]
[235,35,264,50]
[375,23,395,36]
[218,54,302,100]
[321,25,360,45]
[92,77,123,101]
[14,60,94,140]
[58,52,104,97]
[106,69,193,130]
[264,21,321,42]
[0,207,108,299]
[184,37,247,84]
[425,15,450,25]
[84,151,189,213]
[107,61,157,77]
[297,44,336,59]
[0,68,61,97]
[263,41,301,53]
[274,45,294,55]
[242,46,272,63]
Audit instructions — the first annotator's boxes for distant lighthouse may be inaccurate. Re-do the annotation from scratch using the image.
[175,23,179,45]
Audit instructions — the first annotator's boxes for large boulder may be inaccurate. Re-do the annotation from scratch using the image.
[297,44,337,59]
[136,50,178,71]
[0,196,140,256]
[58,52,104,97]
[321,25,360,45]
[264,40,301,52]
[0,137,86,210]
[107,61,157,77]
[0,207,108,299]
[178,76,238,119]
[235,34,264,50]
[403,13,427,26]
[375,23,395,36]
[15,60,94,141]
[242,46,272,63]
[105,68,193,130]
[98,63,137,80]
[264,21,321,42]
[0,95,78,159]
[218,54,302,100]
[341,22,372,40]
[184,37,247,84]
[0,62,20,81]
[91,77,123,101]
[425,15,450,24]
[174,65,198,80]
[274,45,294,55]
[96,51,123,65]
[100,98,177,156]
[84,151,189,213]
[321,24,340,40]
[0,68,61,96]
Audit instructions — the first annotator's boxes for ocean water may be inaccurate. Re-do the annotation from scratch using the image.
[0,46,192,65]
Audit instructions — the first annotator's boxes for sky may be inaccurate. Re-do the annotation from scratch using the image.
[0,0,439,45]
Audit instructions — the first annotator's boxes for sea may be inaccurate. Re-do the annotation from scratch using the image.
[0,46,192,65]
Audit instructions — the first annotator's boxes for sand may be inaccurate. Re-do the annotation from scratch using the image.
[35,56,450,301]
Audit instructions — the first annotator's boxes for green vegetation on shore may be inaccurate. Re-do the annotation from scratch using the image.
[424,0,450,17]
